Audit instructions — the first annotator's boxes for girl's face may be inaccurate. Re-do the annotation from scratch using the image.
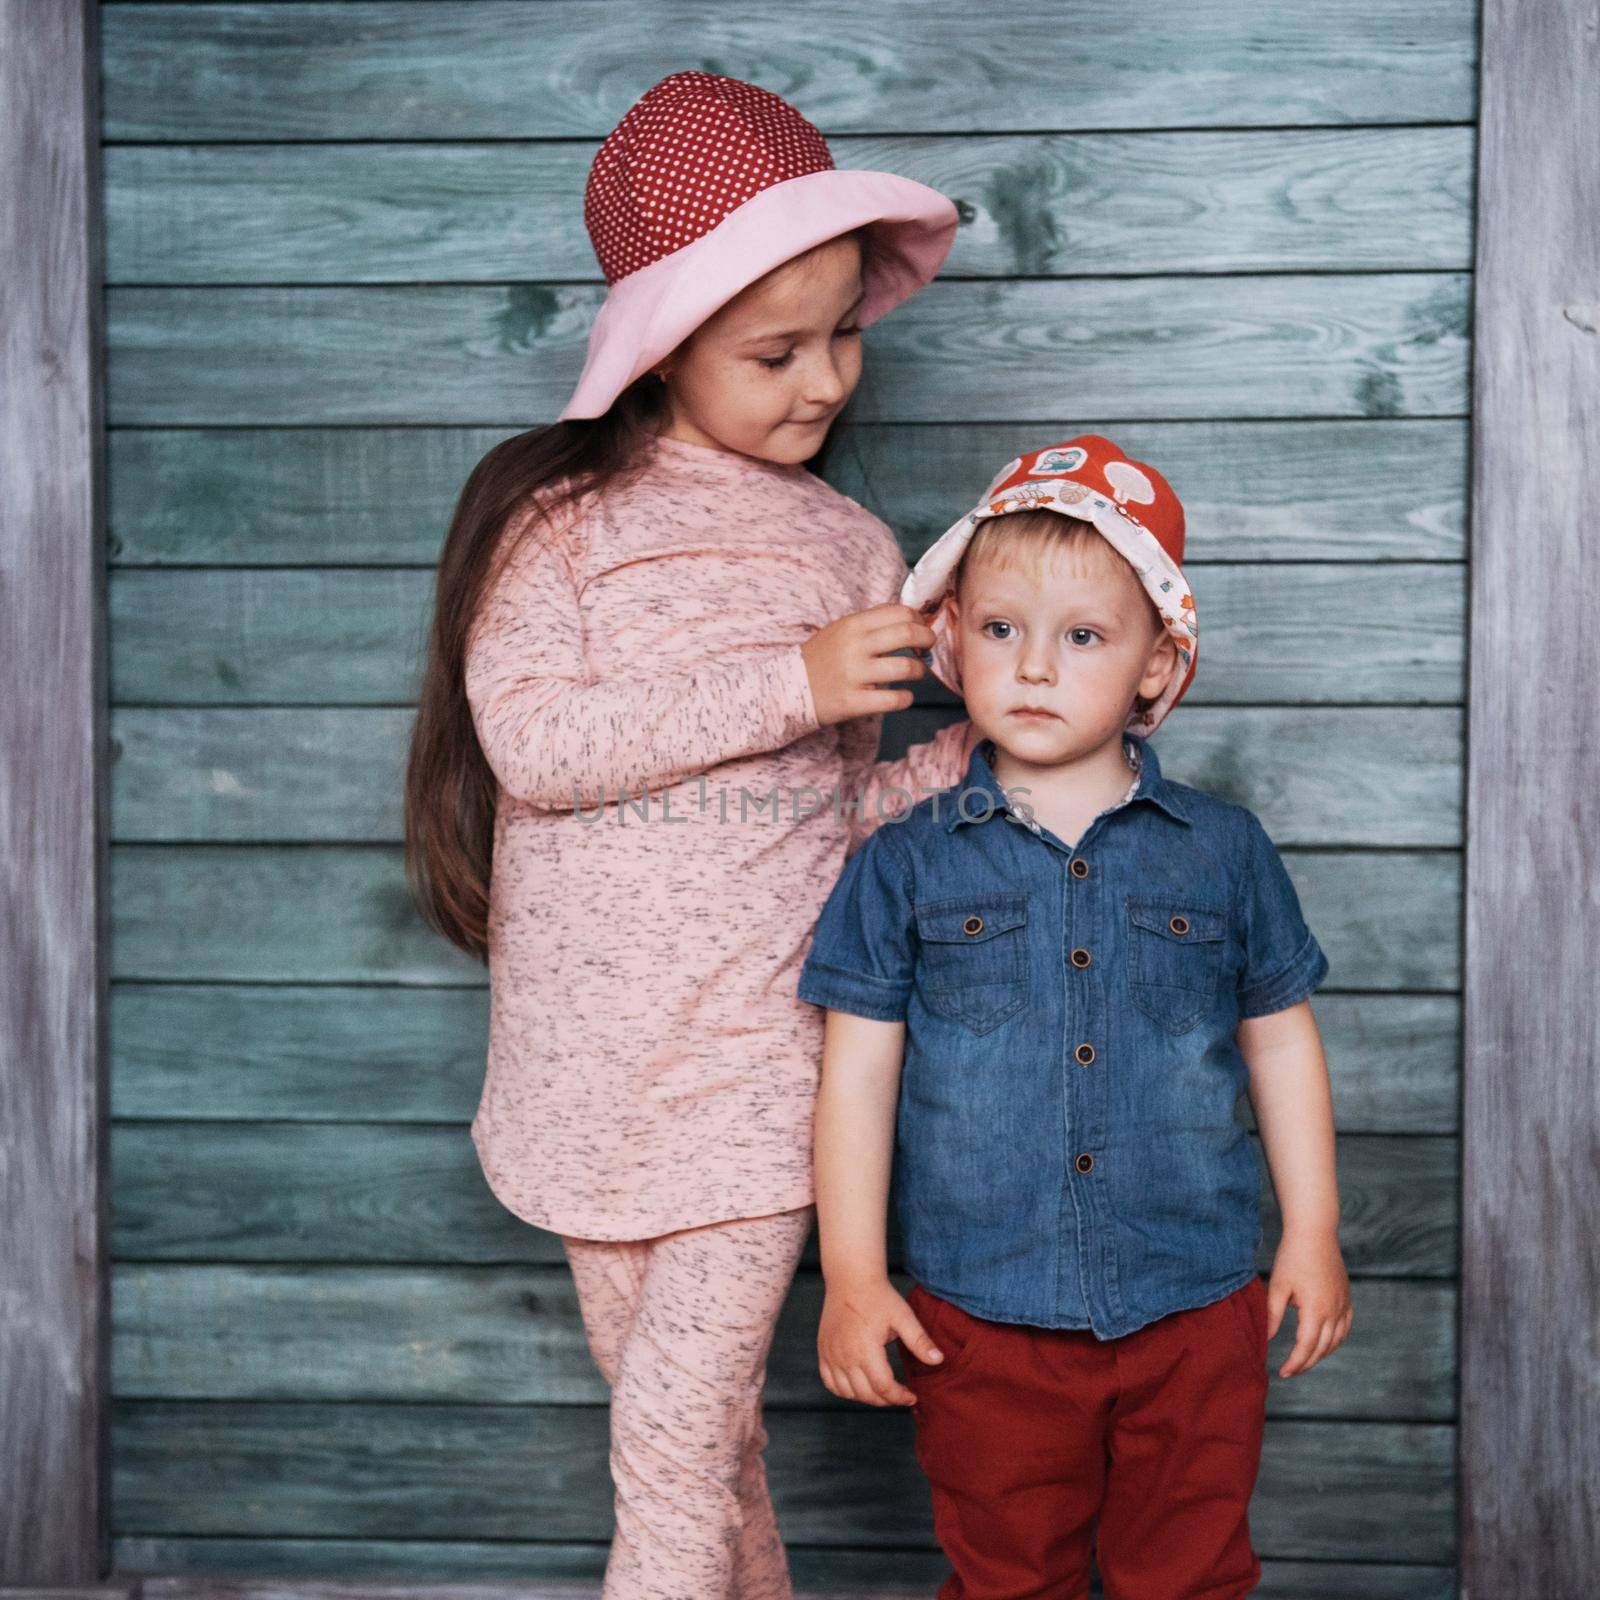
[655,233,866,464]
[952,543,1178,765]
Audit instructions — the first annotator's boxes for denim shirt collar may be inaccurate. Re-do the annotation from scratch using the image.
[944,730,1192,832]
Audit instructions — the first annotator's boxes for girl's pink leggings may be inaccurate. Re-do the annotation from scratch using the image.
[559,1204,815,1600]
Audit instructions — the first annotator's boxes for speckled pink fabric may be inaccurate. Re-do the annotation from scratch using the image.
[464,431,974,1239]
[561,1205,815,1599]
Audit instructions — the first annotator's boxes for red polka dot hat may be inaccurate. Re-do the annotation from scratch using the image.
[901,436,1199,735]
[559,71,959,419]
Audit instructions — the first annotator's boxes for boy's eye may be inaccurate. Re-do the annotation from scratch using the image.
[982,620,1014,640]
[1069,627,1101,646]
[834,323,862,339]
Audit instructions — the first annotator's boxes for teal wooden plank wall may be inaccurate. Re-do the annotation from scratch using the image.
[100,3,1474,1592]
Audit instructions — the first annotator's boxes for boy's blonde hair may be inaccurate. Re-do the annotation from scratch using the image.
[954,508,1166,721]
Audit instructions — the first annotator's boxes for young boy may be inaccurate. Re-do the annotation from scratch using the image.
[796,437,1352,1599]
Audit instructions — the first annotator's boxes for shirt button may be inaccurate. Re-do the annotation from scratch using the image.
[1075,1042,1096,1065]
[1075,1152,1095,1173]
[963,915,984,935]
[1070,858,1089,879]
[1169,914,1190,936]
[1070,947,1092,969]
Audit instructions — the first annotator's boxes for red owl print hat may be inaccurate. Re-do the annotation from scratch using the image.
[559,71,960,419]
[901,436,1199,736]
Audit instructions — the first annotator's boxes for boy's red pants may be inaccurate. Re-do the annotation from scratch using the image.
[901,1275,1270,1600]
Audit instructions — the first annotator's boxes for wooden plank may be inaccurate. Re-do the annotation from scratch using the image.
[99,0,1478,140]
[107,844,1460,987]
[107,419,1468,567]
[825,419,1469,561]
[1463,0,1600,1588]
[105,566,1464,706]
[109,706,1463,846]
[108,1123,1457,1276]
[0,1591,138,1599]
[115,1544,1458,1598]
[103,128,1474,283]
[108,1402,1456,1561]
[103,275,1471,425]
[0,0,110,1584]
[138,1583,614,1600]
[113,1264,1456,1420]
[0,1590,139,1599]
[111,985,1458,1134]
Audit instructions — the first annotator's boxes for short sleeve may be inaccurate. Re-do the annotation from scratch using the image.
[796,825,918,1022]
[1235,812,1331,1018]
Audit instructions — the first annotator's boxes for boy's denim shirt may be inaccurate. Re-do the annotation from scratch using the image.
[797,731,1330,1339]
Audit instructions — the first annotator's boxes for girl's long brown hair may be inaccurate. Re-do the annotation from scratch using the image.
[402,375,670,961]
[402,380,852,963]
[405,230,866,961]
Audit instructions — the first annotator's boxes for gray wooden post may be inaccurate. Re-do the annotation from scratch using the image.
[0,0,111,1583]
[1463,0,1600,1589]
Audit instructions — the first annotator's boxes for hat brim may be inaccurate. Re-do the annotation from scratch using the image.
[901,493,1199,737]
[558,169,958,420]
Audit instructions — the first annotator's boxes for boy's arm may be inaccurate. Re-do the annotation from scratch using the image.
[813,1010,944,1406]
[1239,1001,1339,1240]
[796,822,942,1404]
[1238,1000,1352,1378]
[1233,810,1349,1376]
[814,1011,904,1291]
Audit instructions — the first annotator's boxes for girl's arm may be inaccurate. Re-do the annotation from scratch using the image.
[465,505,820,810]
[837,714,983,854]
[1238,1000,1353,1378]
[834,527,982,852]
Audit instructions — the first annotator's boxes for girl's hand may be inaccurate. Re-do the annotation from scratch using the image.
[801,603,935,727]
[1266,1227,1354,1377]
[818,1277,942,1406]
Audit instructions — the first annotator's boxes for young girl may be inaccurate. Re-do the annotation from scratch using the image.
[404,71,979,1599]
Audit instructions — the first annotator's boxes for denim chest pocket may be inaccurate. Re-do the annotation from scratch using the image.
[1126,897,1228,1034]
[914,893,1029,1035]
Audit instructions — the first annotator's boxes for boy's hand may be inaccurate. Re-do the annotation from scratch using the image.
[801,603,934,727]
[1266,1227,1354,1377]
[818,1278,942,1407]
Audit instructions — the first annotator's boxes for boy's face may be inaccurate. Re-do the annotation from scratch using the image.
[951,535,1178,763]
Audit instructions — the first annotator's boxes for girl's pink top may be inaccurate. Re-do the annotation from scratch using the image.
[464,431,975,1240]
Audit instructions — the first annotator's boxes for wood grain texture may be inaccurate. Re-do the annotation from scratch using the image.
[109,705,1463,845]
[104,565,1464,705]
[108,419,1468,566]
[1463,0,1600,1585]
[131,1557,1460,1598]
[0,0,110,1584]
[0,1590,138,1599]
[99,0,1478,140]
[110,985,1459,1133]
[113,1548,1459,1597]
[113,1263,1455,1419]
[103,275,1471,425]
[88,1,1481,1579]
[103,128,1474,283]
[108,1122,1457,1276]
[106,844,1460,987]
[107,1402,1455,1561]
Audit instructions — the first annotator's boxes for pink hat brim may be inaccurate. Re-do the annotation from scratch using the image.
[901,493,1199,737]
[558,169,958,420]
